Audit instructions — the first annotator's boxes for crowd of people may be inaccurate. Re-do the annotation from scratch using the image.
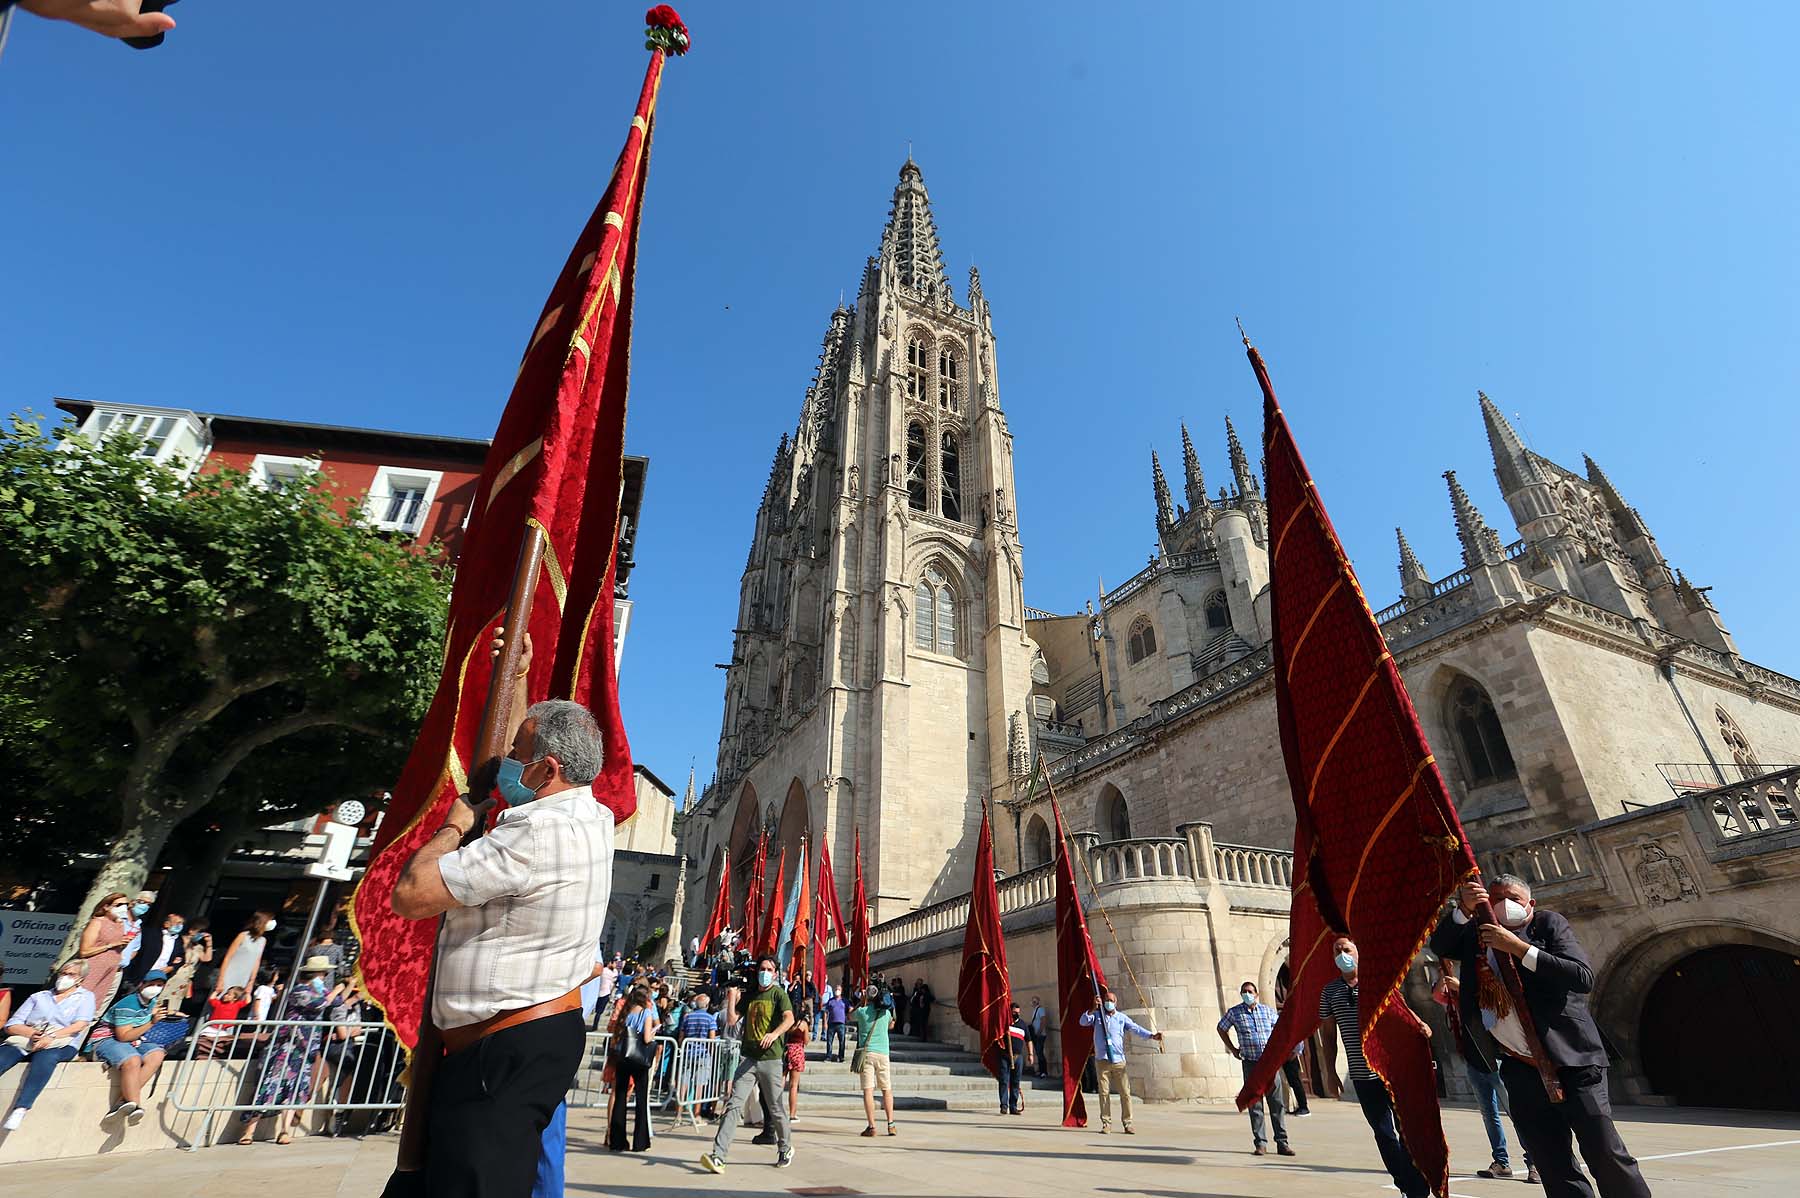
[0,889,388,1138]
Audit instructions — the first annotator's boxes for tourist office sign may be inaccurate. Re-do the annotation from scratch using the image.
[0,909,77,985]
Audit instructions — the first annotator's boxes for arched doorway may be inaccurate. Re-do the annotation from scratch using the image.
[776,779,811,869]
[1023,814,1053,869]
[1641,945,1800,1108]
[728,784,761,918]
[1096,784,1131,842]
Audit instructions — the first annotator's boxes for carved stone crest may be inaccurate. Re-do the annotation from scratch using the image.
[1634,841,1698,906]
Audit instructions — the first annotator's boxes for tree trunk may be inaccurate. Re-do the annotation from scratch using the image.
[58,806,180,961]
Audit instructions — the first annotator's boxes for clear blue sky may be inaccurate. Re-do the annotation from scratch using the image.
[5,4,1796,795]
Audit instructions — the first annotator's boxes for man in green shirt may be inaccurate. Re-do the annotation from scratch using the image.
[700,955,794,1175]
[851,986,897,1137]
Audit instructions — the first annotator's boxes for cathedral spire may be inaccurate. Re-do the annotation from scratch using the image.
[878,156,952,294]
[1480,391,1543,497]
[1225,416,1259,497]
[1397,527,1429,588]
[1445,470,1505,567]
[1151,450,1176,534]
[1181,422,1208,510]
[681,765,697,813]
[1583,454,1651,540]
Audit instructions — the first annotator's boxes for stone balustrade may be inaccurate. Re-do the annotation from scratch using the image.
[866,825,1298,958]
[1087,836,1193,884]
[1484,765,1800,897]
[1212,841,1295,889]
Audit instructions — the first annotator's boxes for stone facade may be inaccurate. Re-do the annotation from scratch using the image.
[683,158,1035,924]
[601,766,679,959]
[685,161,1800,1107]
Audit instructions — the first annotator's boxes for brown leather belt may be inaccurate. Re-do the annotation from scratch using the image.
[441,987,583,1056]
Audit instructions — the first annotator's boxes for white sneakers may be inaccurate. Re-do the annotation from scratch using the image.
[2,1107,25,1132]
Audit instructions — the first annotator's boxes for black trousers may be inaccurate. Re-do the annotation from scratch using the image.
[1500,1058,1651,1198]
[1282,1054,1309,1112]
[425,1011,583,1198]
[1355,1079,1431,1198]
[608,1056,652,1151]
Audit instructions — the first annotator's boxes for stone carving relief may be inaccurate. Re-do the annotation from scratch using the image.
[1633,841,1699,906]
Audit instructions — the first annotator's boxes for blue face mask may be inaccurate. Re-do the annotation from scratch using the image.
[131,902,150,917]
[168,922,184,937]
[495,756,544,806]
[309,977,329,994]
[1103,1000,1117,1014]
[1335,951,1357,974]
[758,970,776,989]
[1241,991,1257,1006]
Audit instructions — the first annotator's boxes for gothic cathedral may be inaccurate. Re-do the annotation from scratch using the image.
[688,159,1036,921]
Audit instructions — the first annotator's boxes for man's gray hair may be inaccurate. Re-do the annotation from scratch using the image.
[1490,873,1533,899]
[525,699,605,785]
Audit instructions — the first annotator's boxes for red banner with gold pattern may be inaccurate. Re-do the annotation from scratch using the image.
[1053,796,1107,1128]
[1232,334,1474,1198]
[349,48,671,1048]
[957,806,1012,1077]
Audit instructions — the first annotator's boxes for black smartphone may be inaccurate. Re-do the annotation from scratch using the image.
[124,0,180,50]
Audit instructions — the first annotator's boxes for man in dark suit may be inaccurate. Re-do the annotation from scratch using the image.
[122,908,188,987]
[1430,875,1651,1198]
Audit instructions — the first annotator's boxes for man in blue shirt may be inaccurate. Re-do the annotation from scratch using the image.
[1217,979,1297,1156]
[1076,987,1162,1134]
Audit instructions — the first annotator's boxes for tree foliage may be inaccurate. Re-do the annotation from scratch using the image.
[0,414,449,936]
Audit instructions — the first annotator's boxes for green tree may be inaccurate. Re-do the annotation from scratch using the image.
[0,415,448,952]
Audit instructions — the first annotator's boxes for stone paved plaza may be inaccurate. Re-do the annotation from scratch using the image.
[4,1098,1795,1198]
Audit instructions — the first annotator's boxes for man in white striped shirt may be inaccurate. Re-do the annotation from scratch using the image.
[392,636,615,1198]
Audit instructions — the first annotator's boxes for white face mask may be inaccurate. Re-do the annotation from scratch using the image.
[1498,898,1532,929]
[109,905,129,919]
[142,985,164,1000]
[55,975,79,992]
[265,920,278,933]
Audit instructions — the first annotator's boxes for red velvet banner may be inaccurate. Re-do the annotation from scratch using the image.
[700,847,731,950]
[957,807,1012,1076]
[817,830,848,948]
[849,829,870,994]
[742,830,767,953]
[349,49,669,1047]
[1054,798,1107,1128]
[1232,336,1476,1198]
[756,848,787,963]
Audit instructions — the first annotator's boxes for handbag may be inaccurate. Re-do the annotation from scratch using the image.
[849,1047,867,1076]
[620,1013,657,1068]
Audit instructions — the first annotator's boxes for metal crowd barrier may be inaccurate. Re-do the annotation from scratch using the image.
[160,1019,744,1149]
[165,1017,407,1150]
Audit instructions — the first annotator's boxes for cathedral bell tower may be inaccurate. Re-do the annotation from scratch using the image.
[704,157,1033,924]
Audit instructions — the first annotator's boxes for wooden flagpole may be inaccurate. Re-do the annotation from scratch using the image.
[391,524,546,1180]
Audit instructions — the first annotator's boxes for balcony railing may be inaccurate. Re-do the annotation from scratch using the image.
[864,827,1296,957]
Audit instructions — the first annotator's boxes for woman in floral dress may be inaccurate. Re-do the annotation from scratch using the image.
[236,958,337,1145]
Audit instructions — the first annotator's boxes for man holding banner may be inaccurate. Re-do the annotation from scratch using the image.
[389,637,615,1197]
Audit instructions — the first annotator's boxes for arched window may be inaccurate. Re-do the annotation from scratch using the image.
[1205,590,1230,631]
[940,431,963,522]
[1126,617,1157,665]
[1716,707,1759,779]
[1023,814,1053,870]
[915,563,959,656]
[914,579,935,651]
[938,345,961,410]
[1449,679,1517,786]
[906,337,931,400]
[905,422,927,511]
[747,654,769,707]
[1097,785,1131,842]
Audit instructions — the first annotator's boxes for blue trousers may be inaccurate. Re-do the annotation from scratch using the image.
[0,1044,79,1110]
[996,1053,1022,1112]
[825,1023,847,1061]
[1469,1063,1520,1168]
[531,1102,567,1198]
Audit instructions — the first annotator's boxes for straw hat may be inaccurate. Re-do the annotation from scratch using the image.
[297,955,335,975]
